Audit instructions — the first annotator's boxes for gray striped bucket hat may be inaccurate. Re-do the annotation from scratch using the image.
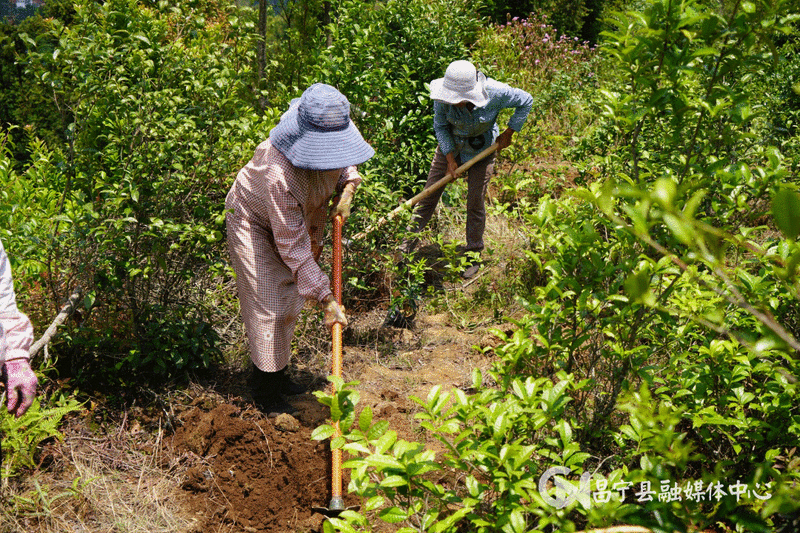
[270,83,375,170]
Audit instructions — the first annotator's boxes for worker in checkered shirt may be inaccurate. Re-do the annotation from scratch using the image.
[0,238,38,418]
[225,84,374,415]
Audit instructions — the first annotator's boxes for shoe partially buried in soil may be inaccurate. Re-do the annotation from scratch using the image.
[276,366,306,396]
[382,298,417,329]
[255,395,299,417]
[249,364,300,416]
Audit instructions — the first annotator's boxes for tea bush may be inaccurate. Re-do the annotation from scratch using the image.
[311,0,483,198]
[3,0,279,387]
[312,1,800,532]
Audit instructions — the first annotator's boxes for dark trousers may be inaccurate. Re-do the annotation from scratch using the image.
[408,146,495,252]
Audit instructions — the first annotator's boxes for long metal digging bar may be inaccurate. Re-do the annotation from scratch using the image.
[352,142,499,241]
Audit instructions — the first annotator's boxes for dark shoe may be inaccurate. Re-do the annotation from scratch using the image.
[277,367,306,396]
[251,386,299,417]
[382,304,416,329]
[256,396,299,417]
[398,237,419,256]
[462,260,482,279]
[249,365,300,415]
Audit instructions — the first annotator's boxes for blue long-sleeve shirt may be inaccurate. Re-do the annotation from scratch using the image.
[433,78,533,161]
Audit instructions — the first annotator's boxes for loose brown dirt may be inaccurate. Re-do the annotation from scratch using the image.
[157,306,499,533]
[167,402,333,532]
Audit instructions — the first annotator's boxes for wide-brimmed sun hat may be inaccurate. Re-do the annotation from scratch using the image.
[270,83,375,170]
[429,60,489,107]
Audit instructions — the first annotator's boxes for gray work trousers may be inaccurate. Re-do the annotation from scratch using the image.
[408,146,495,252]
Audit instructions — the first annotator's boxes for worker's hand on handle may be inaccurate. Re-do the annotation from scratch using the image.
[322,294,348,330]
[445,152,459,178]
[4,358,38,418]
[330,183,357,223]
[496,128,515,154]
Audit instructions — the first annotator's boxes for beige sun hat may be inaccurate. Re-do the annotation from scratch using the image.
[429,60,489,107]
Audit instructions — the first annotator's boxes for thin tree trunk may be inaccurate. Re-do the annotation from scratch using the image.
[323,1,332,47]
[257,0,268,110]
[29,287,83,362]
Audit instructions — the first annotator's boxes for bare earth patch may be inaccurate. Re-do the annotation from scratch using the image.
[0,301,499,533]
[160,308,495,533]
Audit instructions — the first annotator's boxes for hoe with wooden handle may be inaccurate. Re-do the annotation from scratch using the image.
[313,214,353,516]
[351,142,499,241]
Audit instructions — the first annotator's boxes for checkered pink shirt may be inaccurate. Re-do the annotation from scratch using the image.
[0,239,34,365]
[225,140,363,370]
[227,140,361,302]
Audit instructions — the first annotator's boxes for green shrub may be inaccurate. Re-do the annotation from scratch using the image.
[5,0,279,387]
[312,0,483,199]
[313,372,597,533]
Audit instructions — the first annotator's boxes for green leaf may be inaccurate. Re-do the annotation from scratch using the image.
[311,425,335,441]
[493,411,509,438]
[473,368,482,389]
[683,190,706,218]
[652,177,676,208]
[772,188,800,240]
[328,516,357,533]
[379,475,408,488]
[624,271,651,303]
[691,47,720,58]
[375,430,397,454]
[466,475,481,497]
[83,291,97,310]
[378,506,408,523]
[508,509,527,533]
[365,454,403,470]
[330,396,343,422]
[566,452,591,467]
[133,34,152,46]
[343,442,371,455]
[359,406,373,434]
[367,420,389,441]
[430,507,471,532]
[663,213,696,245]
[364,495,385,512]
[558,420,573,446]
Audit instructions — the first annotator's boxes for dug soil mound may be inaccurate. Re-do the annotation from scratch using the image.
[161,310,497,533]
[167,401,351,533]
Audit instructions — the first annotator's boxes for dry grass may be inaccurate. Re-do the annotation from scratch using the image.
[0,417,196,533]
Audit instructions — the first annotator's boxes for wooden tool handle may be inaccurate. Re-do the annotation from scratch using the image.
[329,215,345,510]
[352,143,499,241]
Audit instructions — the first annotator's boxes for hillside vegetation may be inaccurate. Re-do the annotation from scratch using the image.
[1,0,799,532]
